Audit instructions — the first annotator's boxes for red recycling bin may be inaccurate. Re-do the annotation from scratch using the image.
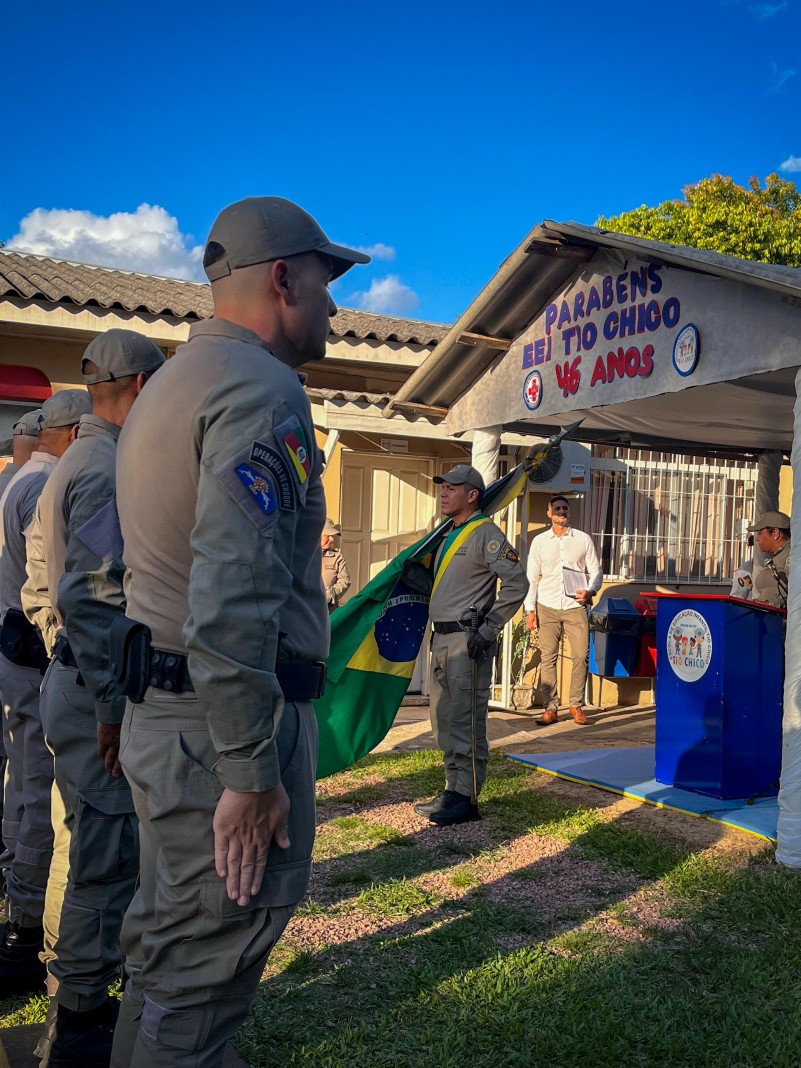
[634,596,658,677]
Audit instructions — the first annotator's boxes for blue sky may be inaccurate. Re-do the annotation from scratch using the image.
[4,0,799,324]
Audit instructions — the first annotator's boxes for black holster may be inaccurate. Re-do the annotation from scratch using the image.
[0,609,48,673]
[109,616,152,704]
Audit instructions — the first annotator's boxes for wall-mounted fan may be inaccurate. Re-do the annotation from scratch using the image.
[527,445,563,485]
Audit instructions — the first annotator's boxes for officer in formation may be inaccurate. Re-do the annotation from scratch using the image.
[109,197,369,1067]
[22,332,165,1066]
[415,465,528,826]
[0,410,43,868]
[0,409,43,498]
[748,511,791,608]
[0,391,90,1001]
[321,518,351,611]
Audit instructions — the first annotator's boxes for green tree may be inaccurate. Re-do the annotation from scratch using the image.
[596,173,801,267]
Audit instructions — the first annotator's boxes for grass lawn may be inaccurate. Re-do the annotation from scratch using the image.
[3,748,799,1067]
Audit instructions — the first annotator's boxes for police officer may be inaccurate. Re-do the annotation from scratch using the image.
[748,510,791,608]
[110,197,369,1068]
[0,392,89,999]
[23,332,165,1066]
[321,518,351,612]
[0,409,42,499]
[415,465,528,826]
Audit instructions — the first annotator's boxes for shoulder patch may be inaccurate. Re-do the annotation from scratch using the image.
[234,464,278,517]
[280,422,311,486]
[502,544,520,562]
[487,538,501,555]
[249,441,296,510]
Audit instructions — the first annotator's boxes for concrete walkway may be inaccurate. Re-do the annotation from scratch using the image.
[375,699,656,757]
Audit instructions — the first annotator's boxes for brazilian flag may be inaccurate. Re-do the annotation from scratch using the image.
[313,443,562,778]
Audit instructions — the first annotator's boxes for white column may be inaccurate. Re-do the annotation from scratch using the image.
[753,451,784,586]
[471,426,502,487]
[776,376,801,865]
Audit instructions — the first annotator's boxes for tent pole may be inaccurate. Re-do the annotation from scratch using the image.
[776,374,801,866]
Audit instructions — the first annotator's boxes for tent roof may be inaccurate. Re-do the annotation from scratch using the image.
[387,222,801,454]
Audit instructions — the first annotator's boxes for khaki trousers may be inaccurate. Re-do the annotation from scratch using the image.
[111,691,317,1068]
[0,652,53,926]
[537,603,590,710]
[40,659,139,1010]
[429,631,495,797]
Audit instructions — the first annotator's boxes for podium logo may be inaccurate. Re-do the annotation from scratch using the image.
[667,609,712,682]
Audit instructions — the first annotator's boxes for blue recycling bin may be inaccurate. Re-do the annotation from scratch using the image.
[654,593,784,800]
[589,597,642,677]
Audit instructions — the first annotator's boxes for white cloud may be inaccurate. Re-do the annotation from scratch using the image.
[749,1,787,17]
[353,242,396,261]
[7,204,204,280]
[347,274,420,315]
[780,154,801,172]
[768,61,796,94]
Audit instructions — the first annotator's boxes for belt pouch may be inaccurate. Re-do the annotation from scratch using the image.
[109,616,152,704]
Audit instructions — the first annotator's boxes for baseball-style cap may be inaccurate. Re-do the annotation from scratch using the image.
[203,197,371,283]
[81,329,165,385]
[40,390,92,430]
[323,519,341,536]
[12,409,43,438]
[433,465,486,493]
[747,511,791,532]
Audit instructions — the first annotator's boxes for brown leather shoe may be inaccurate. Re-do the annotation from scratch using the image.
[569,706,588,725]
[537,708,559,726]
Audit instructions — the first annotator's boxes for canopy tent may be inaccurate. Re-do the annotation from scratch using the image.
[387,221,801,864]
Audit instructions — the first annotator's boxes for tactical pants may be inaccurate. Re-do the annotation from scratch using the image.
[111,691,317,1068]
[0,651,53,925]
[429,631,495,797]
[537,604,590,710]
[39,659,139,1010]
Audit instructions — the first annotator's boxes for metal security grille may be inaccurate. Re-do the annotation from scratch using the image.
[590,446,758,584]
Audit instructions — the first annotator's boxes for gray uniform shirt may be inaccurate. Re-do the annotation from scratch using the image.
[0,452,58,619]
[753,542,791,608]
[429,514,528,641]
[116,318,328,793]
[0,462,20,502]
[55,416,127,724]
[23,419,120,659]
[322,549,351,607]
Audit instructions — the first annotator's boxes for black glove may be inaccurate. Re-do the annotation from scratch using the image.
[466,631,493,661]
[402,561,434,596]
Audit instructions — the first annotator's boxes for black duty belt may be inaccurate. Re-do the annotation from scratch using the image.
[432,618,483,635]
[148,649,327,701]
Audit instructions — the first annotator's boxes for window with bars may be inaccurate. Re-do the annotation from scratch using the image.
[590,447,758,583]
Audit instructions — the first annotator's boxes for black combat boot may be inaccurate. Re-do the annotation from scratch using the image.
[428,791,481,826]
[0,919,46,998]
[47,997,119,1068]
[413,790,456,817]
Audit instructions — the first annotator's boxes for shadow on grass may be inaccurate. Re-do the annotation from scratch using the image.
[236,752,778,1067]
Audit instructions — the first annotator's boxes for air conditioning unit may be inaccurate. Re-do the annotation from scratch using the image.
[527,440,591,492]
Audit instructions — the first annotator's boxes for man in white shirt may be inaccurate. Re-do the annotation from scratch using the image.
[525,495,603,725]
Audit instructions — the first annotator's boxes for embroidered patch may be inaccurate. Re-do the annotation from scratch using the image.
[249,442,295,510]
[234,464,277,516]
[487,539,501,555]
[502,544,520,562]
[281,424,311,485]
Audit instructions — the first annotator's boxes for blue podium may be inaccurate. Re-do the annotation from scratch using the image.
[653,593,785,800]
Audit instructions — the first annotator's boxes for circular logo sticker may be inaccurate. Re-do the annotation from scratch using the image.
[666,609,712,682]
[672,323,699,377]
[523,370,543,411]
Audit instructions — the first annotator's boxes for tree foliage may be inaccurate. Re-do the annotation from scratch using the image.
[596,174,801,267]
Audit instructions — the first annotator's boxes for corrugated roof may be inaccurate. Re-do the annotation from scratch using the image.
[0,249,448,346]
[389,220,801,413]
